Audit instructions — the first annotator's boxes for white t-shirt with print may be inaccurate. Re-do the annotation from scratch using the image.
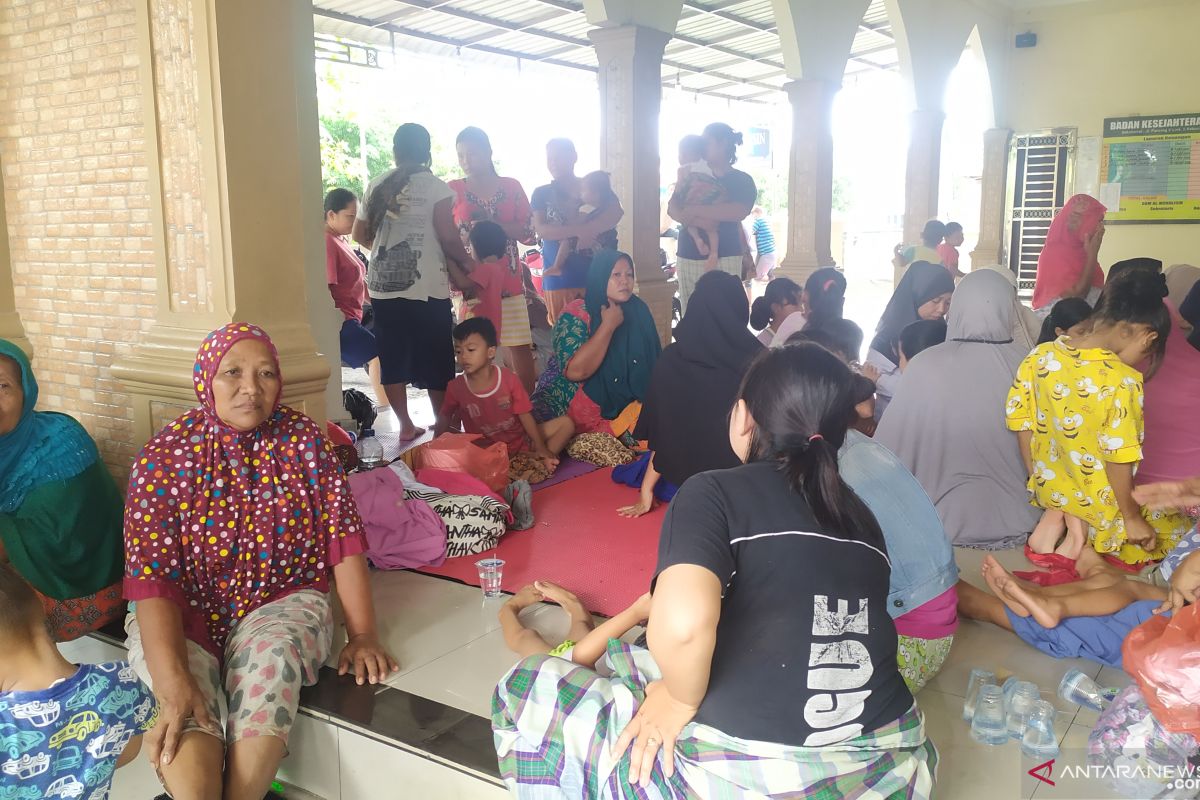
[357,169,456,301]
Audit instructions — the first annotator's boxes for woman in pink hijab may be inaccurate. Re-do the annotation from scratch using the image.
[123,323,397,800]
[1032,194,1107,315]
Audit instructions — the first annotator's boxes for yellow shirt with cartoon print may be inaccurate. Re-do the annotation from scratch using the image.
[1006,338,1189,563]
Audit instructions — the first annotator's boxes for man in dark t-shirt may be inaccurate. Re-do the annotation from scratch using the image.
[653,461,913,747]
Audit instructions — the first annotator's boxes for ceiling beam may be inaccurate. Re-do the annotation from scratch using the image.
[313,9,767,104]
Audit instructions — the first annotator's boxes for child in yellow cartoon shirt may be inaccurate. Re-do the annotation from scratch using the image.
[1006,270,1191,565]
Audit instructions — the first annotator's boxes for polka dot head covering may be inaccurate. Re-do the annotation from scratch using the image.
[192,322,282,426]
[123,323,365,657]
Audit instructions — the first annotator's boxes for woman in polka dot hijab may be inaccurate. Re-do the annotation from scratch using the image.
[122,322,397,799]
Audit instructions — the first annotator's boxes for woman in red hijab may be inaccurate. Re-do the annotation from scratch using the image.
[123,323,397,800]
[1032,194,1107,314]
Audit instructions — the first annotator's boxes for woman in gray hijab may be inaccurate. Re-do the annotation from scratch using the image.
[876,269,1040,549]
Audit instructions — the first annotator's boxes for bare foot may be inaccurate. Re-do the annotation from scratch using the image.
[1055,515,1088,559]
[999,578,1063,629]
[398,425,426,442]
[983,555,1031,618]
[534,580,594,632]
[1029,508,1066,554]
[506,584,545,612]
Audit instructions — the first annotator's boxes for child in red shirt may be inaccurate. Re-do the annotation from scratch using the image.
[438,318,574,471]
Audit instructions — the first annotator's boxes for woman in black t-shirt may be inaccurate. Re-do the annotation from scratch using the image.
[493,344,937,799]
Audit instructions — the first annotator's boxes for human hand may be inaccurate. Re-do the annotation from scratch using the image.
[617,499,655,518]
[1083,224,1105,261]
[1157,551,1200,614]
[1124,516,1157,550]
[146,672,214,767]
[338,633,400,686]
[631,591,653,621]
[537,450,560,472]
[859,362,881,384]
[1133,478,1200,511]
[612,681,697,786]
[600,301,625,329]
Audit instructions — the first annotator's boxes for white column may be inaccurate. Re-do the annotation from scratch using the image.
[969,127,1012,270]
[778,78,840,286]
[898,108,945,282]
[589,24,673,344]
[0,157,31,355]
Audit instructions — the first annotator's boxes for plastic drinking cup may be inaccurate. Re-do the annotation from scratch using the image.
[475,558,505,598]
[1021,700,1059,759]
[963,668,997,721]
[1058,668,1106,712]
[1006,681,1040,739]
[970,684,1009,745]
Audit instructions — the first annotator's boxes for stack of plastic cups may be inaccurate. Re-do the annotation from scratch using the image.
[1006,681,1041,740]
[1058,668,1107,712]
[963,668,997,722]
[970,684,1009,745]
[1021,700,1059,759]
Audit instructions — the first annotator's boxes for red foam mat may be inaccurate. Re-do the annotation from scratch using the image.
[414,468,662,617]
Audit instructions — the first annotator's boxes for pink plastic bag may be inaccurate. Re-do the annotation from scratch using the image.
[417,433,510,493]
[1123,604,1200,737]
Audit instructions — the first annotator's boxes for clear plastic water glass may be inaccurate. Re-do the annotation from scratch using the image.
[1021,700,1059,759]
[475,558,505,598]
[1058,668,1106,712]
[963,668,997,721]
[1006,681,1040,739]
[970,684,1009,745]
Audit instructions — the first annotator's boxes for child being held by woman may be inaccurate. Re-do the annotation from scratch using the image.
[673,134,727,269]
[1006,268,1191,566]
[542,171,619,278]
[499,580,651,674]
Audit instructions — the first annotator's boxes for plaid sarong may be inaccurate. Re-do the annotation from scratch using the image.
[493,641,938,799]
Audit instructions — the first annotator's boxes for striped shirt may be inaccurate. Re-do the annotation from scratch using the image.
[752,217,775,255]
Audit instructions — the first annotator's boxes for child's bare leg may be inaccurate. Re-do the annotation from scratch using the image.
[534,580,595,643]
[1028,508,1066,554]
[1074,545,1120,580]
[686,225,710,257]
[539,416,575,456]
[705,224,720,269]
[956,579,1015,631]
[499,584,556,658]
[508,344,537,395]
[1054,513,1089,559]
[990,559,1165,628]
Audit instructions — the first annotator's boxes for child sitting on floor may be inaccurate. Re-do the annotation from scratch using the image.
[541,171,619,278]
[0,565,158,799]
[1005,268,1191,565]
[499,581,652,672]
[674,134,727,269]
[437,317,575,473]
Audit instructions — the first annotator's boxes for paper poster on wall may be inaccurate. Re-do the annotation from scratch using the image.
[1100,114,1200,223]
[1075,136,1101,199]
[1098,182,1121,212]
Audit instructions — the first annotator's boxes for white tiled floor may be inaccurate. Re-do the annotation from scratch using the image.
[61,542,1138,799]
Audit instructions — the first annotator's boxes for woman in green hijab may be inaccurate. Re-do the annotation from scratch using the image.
[0,339,125,640]
[531,249,661,434]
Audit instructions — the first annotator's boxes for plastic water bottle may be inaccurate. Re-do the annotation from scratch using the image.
[970,684,1009,745]
[1006,681,1040,739]
[1021,700,1059,759]
[356,427,384,468]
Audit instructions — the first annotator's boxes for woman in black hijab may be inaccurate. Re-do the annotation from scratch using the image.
[615,270,764,516]
[865,260,955,420]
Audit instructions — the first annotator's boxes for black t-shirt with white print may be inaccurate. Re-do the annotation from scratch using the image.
[654,460,912,748]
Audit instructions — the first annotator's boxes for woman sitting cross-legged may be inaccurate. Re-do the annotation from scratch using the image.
[123,323,397,800]
[0,339,125,641]
[615,270,763,517]
[531,249,661,436]
[494,344,936,798]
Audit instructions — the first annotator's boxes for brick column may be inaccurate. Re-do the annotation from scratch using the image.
[969,127,1013,270]
[589,25,674,345]
[113,0,334,445]
[0,159,31,355]
[899,108,946,283]
[777,78,840,287]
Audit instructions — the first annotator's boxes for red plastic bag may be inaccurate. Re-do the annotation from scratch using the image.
[417,433,510,493]
[1122,604,1200,737]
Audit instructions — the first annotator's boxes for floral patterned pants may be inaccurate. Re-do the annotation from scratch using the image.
[126,589,333,747]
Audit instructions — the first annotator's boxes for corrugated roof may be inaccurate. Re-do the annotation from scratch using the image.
[312,0,898,104]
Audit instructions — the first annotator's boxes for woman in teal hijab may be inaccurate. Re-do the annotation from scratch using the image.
[0,339,125,640]
[531,250,661,433]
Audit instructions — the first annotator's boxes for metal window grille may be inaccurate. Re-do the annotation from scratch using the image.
[1004,129,1076,297]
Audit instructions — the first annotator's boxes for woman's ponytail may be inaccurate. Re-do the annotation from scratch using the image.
[749,296,772,331]
[738,345,884,549]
